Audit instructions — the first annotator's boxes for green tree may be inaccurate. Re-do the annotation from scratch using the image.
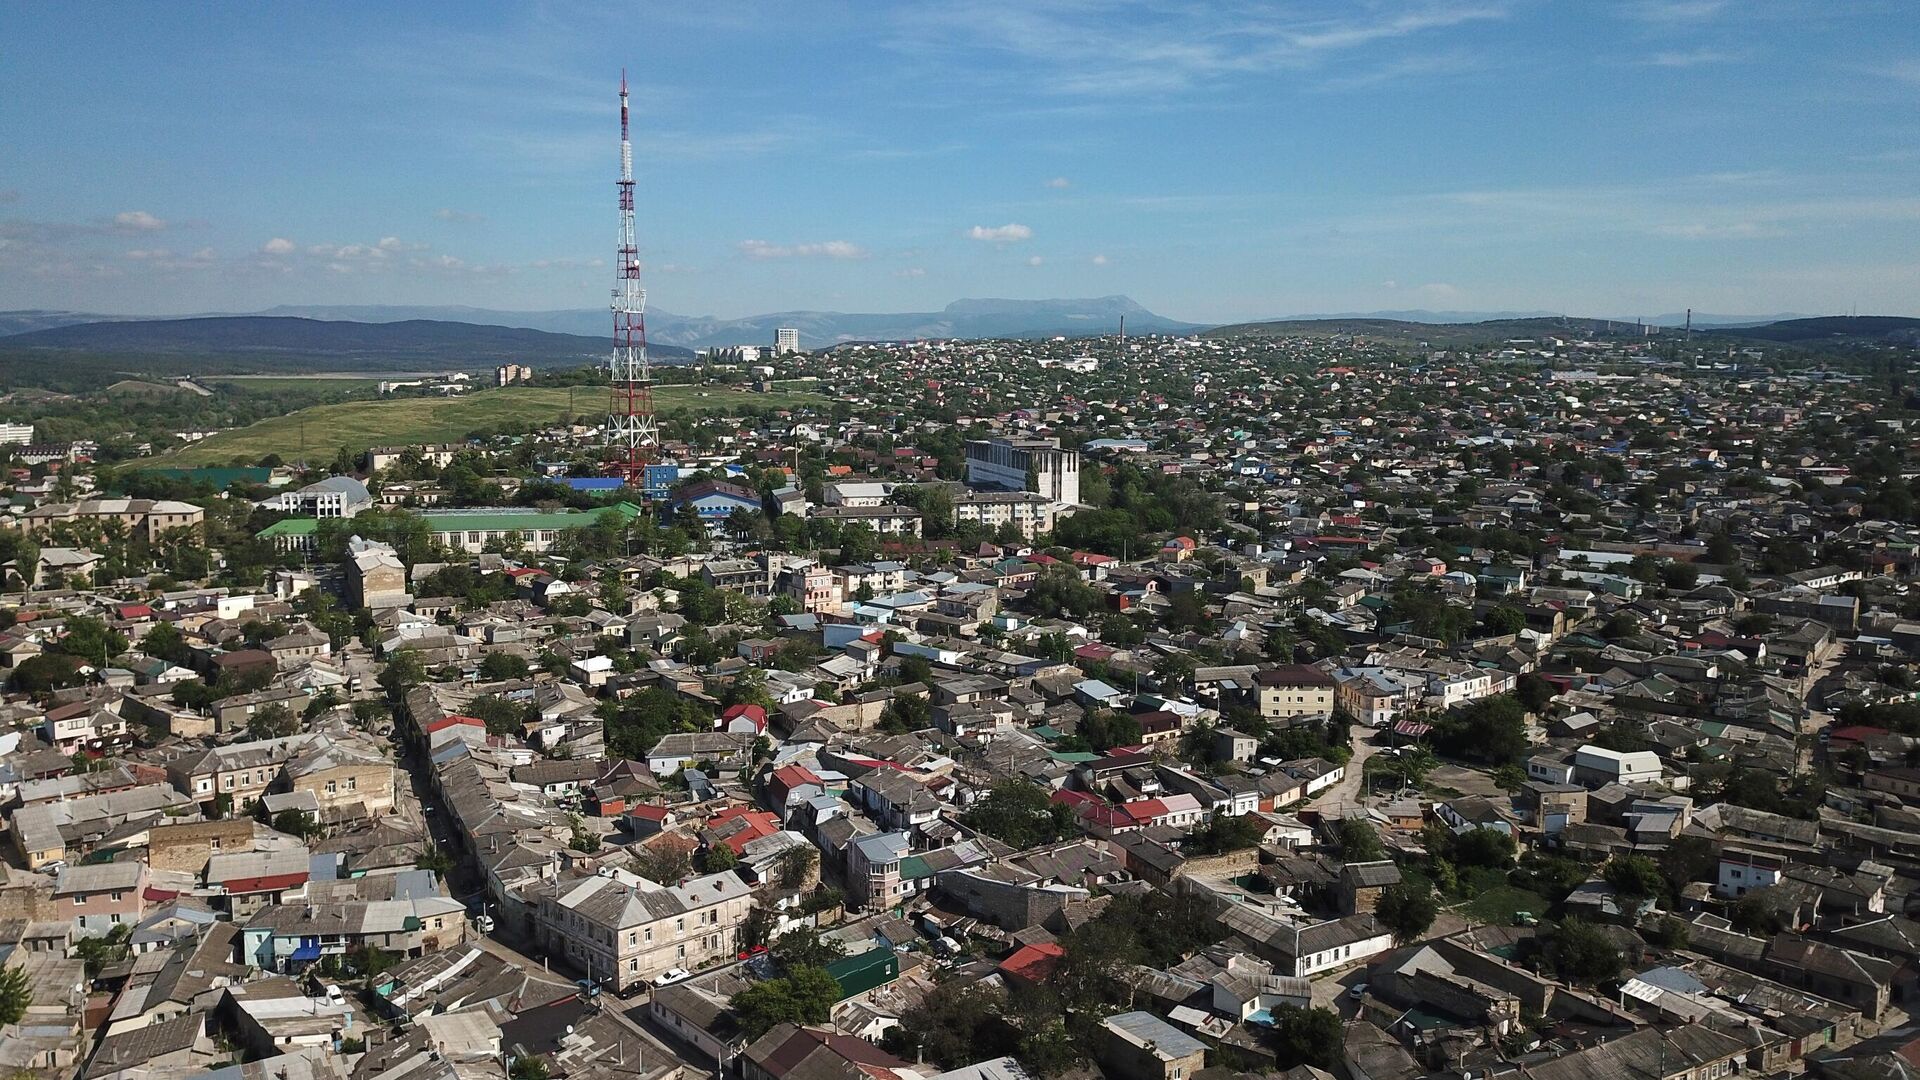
[479,652,531,681]
[878,693,932,734]
[771,926,846,972]
[961,780,1076,850]
[1430,694,1531,764]
[1079,709,1142,752]
[0,964,28,1026]
[1334,818,1385,861]
[415,848,454,881]
[140,621,186,663]
[509,1056,551,1080]
[1546,918,1623,984]
[467,694,528,736]
[1375,881,1439,943]
[1186,812,1266,855]
[378,649,426,700]
[71,925,132,977]
[704,842,739,872]
[248,703,298,740]
[732,966,840,1037]
[1603,855,1666,911]
[8,653,84,694]
[272,808,320,840]
[1270,1005,1345,1071]
[58,615,127,665]
[1483,606,1527,636]
[1452,828,1517,870]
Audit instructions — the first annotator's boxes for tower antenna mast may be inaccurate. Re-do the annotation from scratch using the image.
[607,71,656,484]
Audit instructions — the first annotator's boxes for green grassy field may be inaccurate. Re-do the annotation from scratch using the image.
[203,376,385,393]
[1454,884,1546,926]
[159,384,826,465]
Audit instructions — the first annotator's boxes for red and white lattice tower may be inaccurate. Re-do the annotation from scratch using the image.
[607,71,655,483]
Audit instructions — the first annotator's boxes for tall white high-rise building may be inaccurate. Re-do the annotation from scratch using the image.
[774,327,800,356]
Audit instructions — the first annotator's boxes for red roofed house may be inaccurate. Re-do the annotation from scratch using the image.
[766,764,825,820]
[1052,788,1135,838]
[999,942,1065,988]
[720,703,768,735]
[624,803,678,835]
[207,847,309,918]
[707,806,781,854]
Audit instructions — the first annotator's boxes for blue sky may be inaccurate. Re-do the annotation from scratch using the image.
[3,1,1917,323]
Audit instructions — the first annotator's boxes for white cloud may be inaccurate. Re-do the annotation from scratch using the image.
[897,267,926,278]
[114,210,166,231]
[1635,48,1738,68]
[261,237,297,255]
[378,236,404,251]
[1047,177,1071,189]
[1652,222,1784,239]
[433,207,486,223]
[1620,0,1727,21]
[738,239,869,260]
[1027,255,1044,267]
[1875,59,1920,86]
[1090,254,1109,265]
[968,223,1033,242]
[125,248,171,260]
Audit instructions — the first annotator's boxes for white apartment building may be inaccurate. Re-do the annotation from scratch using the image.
[951,489,1056,539]
[774,327,800,355]
[0,422,35,446]
[965,437,1081,507]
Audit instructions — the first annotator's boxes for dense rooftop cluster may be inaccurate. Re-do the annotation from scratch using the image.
[3,327,1920,1080]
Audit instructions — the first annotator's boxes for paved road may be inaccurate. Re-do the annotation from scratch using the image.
[392,725,697,1075]
[1311,722,1381,816]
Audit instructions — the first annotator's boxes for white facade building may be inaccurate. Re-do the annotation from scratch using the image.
[965,437,1081,507]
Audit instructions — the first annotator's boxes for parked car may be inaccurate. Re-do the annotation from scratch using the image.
[652,968,692,987]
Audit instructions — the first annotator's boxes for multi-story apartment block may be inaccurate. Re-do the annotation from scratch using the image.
[55,862,149,937]
[530,866,755,992]
[780,562,841,614]
[43,699,133,755]
[965,437,1081,507]
[950,489,1056,539]
[282,739,396,818]
[1253,665,1337,720]
[19,498,205,542]
[166,733,325,809]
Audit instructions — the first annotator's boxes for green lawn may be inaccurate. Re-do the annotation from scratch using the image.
[159,384,825,465]
[1454,884,1546,926]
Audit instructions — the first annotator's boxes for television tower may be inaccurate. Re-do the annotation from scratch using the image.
[606,72,655,483]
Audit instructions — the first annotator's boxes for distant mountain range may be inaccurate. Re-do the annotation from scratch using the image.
[1,302,1913,378]
[0,316,692,366]
[0,295,1196,351]
[1264,309,1813,328]
[1206,313,1920,349]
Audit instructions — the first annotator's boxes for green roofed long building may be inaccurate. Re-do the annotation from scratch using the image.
[260,502,642,555]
